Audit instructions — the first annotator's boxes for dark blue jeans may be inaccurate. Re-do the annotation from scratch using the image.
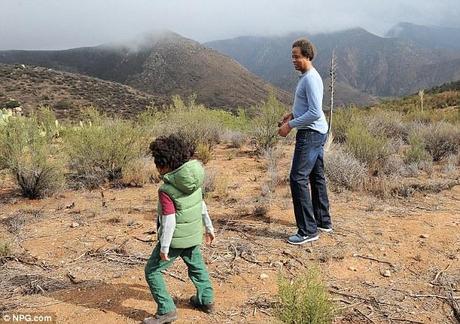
[290,129,331,236]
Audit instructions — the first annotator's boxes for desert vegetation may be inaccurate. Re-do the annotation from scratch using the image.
[0,90,459,323]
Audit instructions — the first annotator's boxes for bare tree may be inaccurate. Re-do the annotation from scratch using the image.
[325,49,337,152]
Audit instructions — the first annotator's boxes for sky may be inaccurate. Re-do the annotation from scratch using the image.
[1,0,459,50]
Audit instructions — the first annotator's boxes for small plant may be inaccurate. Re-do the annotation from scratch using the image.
[0,240,11,257]
[276,268,336,324]
[196,142,213,164]
[404,131,431,165]
[250,93,287,152]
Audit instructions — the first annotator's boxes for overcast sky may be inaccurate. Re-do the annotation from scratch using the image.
[1,0,459,50]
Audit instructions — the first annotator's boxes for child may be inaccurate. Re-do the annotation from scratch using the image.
[143,134,215,324]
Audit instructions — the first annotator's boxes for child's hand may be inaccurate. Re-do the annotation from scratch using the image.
[205,232,215,245]
[160,252,170,261]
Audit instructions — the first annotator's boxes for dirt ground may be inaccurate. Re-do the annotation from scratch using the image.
[0,144,459,324]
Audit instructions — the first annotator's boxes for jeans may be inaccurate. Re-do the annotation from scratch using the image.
[290,129,331,236]
[145,243,214,315]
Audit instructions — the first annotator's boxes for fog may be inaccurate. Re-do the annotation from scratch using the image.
[1,0,459,50]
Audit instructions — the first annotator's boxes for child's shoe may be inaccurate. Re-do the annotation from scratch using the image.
[142,310,177,324]
[189,296,214,314]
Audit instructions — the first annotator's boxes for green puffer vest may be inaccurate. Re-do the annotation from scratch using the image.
[158,160,204,249]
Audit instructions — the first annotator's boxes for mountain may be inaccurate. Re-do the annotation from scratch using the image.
[0,31,291,110]
[205,28,460,105]
[386,22,460,50]
[0,64,162,119]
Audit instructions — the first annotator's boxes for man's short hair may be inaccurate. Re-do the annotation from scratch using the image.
[292,38,316,61]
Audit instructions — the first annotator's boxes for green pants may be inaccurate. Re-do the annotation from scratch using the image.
[144,243,214,315]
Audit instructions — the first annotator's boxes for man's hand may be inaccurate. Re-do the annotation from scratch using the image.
[278,113,293,127]
[160,252,170,261]
[205,232,215,245]
[278,122,292,137]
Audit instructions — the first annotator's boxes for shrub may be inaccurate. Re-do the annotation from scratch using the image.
[331,106,362,143]
[346,124,390,169]
[0,240,11,257]
[0,115,64,198]
[364,110,408,142]
[223,130,246,148]
[121,156,157,187]
[4,99,21,109]
[276,268,335,324]
[324,146,367,191]
[140,96,223,148]
[262,147,281,194]
[64,109,147,188]
[250,93,287,152]
[418,122,460,161]
[404,131,431,165]
[196,143,213,165]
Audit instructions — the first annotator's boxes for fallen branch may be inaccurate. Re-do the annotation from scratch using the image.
[353,254,394,267]
[354,307,376,324]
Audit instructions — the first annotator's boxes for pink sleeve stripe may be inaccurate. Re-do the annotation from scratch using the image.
[159,191,176,215]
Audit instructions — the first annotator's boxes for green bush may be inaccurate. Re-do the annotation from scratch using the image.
[64,108,147,188]
[404,131,431,164]
[139,96,234,148]
[250,93,287,152]
[276,268,335,324]
[0,115,64,198]
[346,124,390,169]
[331,106,362,143]
[4,99,21,109]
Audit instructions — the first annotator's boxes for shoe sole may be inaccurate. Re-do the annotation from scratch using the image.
[318,228,333,233]
[287,236,319,245]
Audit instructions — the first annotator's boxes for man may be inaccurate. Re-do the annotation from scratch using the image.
[278,38,332,245]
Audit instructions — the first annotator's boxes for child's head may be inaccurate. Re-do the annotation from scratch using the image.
[149,133,196,175]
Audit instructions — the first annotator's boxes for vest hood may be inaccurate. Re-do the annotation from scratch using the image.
[162,160,204,195]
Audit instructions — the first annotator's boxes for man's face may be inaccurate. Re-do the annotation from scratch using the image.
[292,47,309,73]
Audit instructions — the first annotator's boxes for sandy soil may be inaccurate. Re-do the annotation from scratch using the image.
[0,144,459,323]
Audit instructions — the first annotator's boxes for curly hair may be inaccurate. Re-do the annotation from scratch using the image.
[292,38,316,61]
[149,133,196,171]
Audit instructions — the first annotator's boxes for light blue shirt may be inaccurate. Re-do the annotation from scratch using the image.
[288,67,328,134]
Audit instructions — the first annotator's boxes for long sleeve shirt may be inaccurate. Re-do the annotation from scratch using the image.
[158,191,214,254]
[288,67,328,134]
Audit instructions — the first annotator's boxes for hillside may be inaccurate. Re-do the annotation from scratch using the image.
[0,64,162,119]
[205,28,460,104]
[0,32,291,110]
[386,22,460,50]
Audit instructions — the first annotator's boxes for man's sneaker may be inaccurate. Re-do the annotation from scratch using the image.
[287,233,319,245]
[143,310,177,324]
[189,296,215,314]
[317,225,333,233]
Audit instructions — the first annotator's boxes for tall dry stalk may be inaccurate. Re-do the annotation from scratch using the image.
[325,49,337,152]
[418,89,424,112]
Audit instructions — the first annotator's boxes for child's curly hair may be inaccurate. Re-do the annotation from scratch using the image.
[149,133,196,171]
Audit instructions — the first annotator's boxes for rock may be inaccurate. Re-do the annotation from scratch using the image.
[419,234,429,238]
[70,222,80,228]
[106,235,115,242]
[382,269,391,277]
[348,266,357,272]
[306,247,313,253]
[259,273,269,280]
